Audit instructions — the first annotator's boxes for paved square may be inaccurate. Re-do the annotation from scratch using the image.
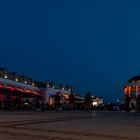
[0,111,140,140]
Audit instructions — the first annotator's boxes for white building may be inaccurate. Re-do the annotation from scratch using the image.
[41,87,71,105]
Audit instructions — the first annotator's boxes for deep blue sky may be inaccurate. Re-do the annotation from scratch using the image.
[0,0,140,101]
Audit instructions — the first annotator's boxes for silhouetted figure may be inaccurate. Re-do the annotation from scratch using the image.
[136,94,140,112]
[125,94,130,112]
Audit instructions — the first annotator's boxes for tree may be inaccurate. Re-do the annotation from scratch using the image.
[50,81,56,88]
[60,84,64,90]
[66,85,70,90]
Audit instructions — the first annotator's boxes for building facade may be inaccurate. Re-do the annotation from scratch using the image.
[124,76,140,97]
[123,75,140,110]
[0,68,72,110]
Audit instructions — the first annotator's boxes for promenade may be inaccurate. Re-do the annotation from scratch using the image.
[0,111,140,140]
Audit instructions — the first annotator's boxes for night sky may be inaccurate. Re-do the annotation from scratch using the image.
[0,0,140,101]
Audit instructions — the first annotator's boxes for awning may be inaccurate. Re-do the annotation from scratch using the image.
[0,88,39,98]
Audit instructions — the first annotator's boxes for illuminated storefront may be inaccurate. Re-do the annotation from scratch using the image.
[123,75,140,109]
[124,76,140,97]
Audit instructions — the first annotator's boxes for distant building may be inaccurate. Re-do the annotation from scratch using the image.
[91,96,103,107]
[124,75,140,97]
[41,87,71,106]
[123,75,140,110]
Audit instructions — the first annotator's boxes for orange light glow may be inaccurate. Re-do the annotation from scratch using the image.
[64,94,69,99]
[124,87,127,95]
[128,86,131,96]
[16,88,24,92]
[136,85,139,96]
[50,97,53,105]
[24,89,32,93]
[32,91,38,95]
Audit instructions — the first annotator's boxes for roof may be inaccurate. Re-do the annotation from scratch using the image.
[128,75,140,83]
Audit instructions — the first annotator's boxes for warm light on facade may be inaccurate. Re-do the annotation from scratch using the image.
[25,89,31,93]
[32,91,38,95]
[16,88,24,92]
[64,94,69,99]
[50,97,53,105]
[124,87,128,95]
[124,76,140,98]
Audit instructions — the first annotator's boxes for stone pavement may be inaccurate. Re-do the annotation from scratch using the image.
[0,111,140,140]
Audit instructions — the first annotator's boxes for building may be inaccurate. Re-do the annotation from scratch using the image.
[91,96,103,107]
[123,75,140,110]
[0,68,72,110]
[0,67,104,110]
[41,87,71,106]
[123,75,140,97]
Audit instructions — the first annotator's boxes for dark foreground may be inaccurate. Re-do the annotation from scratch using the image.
[0,111,140,140]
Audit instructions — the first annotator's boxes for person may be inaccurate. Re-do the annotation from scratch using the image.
[125,94,130,112]
[131,102,136,112]
[46,102,50,111]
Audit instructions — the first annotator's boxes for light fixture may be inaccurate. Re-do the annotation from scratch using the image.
[25,81,27,84]
[92,102,98,106]
[15,78,18,82]
[4,75,8,79]
[62,88,64,90]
